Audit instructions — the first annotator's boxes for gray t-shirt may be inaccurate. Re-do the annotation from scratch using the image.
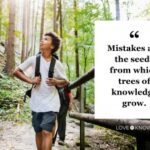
[18,55,67,112]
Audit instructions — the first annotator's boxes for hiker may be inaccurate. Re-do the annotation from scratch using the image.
[13,32,69,150]
[53,85,73,145]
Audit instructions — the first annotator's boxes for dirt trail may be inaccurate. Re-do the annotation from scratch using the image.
[0,117,135,150]
[0,118,79,150]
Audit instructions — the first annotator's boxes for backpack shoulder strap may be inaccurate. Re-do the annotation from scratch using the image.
[48,57,56,78]
[35,54,41,76]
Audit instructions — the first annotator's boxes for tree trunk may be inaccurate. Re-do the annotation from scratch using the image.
[66,51,71,80]
[21,0,27,62]
[83,47,88,105]
[40,0,45,41]
[53,0,57,32]
[102,0,107,19]
[0,0,2,41]
[6,0,16,76]
[33,0,40,54]
[26,0,31,58]
[59,0,63,62]
[74,0,79,78]
[74,0,80,100]
[115,0,120,20]
[30,0,35,55]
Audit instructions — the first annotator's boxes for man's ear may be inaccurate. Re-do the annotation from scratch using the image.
[51,45,54,50]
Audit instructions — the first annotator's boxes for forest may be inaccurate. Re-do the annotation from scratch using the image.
[0,0,150,149]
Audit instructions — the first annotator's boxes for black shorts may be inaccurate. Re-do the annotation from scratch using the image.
[31,111,57,133]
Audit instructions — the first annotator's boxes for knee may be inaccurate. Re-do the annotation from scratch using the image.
[42,130,52,137]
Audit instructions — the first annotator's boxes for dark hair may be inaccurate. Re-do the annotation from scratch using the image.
[44,32,61,53]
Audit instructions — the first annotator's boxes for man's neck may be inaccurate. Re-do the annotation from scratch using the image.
[41,49,52,60]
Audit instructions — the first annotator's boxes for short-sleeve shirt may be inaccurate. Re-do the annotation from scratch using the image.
[18,55,67,113]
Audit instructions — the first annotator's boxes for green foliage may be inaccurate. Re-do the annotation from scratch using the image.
[0,74,31,122]
[100,0,112,20]
[14,30,22,39]
[85,79,94,104]
[62,1,112,105]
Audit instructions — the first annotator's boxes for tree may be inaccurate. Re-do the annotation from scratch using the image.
[115,0,120,20]
[59,0,63,62]
[74,0,79,79]
[6,0,16,75]
[53,0,57,32]
[0,0,2,41]
[101,0,112,20]
[33,0,40,54]
[30,0,35,55]
[122,0,134,20]
[74,0,80,99]
[40,0,46,41]
[26,0,31,57]
[21,0,27,62]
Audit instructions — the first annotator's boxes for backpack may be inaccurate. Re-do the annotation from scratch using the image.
[24,54,71,107]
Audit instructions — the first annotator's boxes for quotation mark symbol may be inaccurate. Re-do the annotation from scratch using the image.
[130,31,139,38]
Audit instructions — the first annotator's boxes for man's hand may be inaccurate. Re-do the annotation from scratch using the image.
[68,102,73,111]
[13,68,41,85]
[46,78,69,87]
[31,76,41,85]
[46,78,58,86]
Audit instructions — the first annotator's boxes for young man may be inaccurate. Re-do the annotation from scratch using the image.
[13,32,68,150]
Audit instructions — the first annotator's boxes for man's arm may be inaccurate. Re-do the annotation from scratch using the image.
[13,68,41,85]
[46,78,69,87]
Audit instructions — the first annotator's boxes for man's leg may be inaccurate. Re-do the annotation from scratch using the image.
[52,118,58,144]
[42,130,53,150]
[41,111,57,149]
[52,118,58,138]
[58,105,68,142]
[35,132,42,150]
[31,111,43,150]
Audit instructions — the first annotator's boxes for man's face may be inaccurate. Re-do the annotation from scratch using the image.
[40,35,54,51]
